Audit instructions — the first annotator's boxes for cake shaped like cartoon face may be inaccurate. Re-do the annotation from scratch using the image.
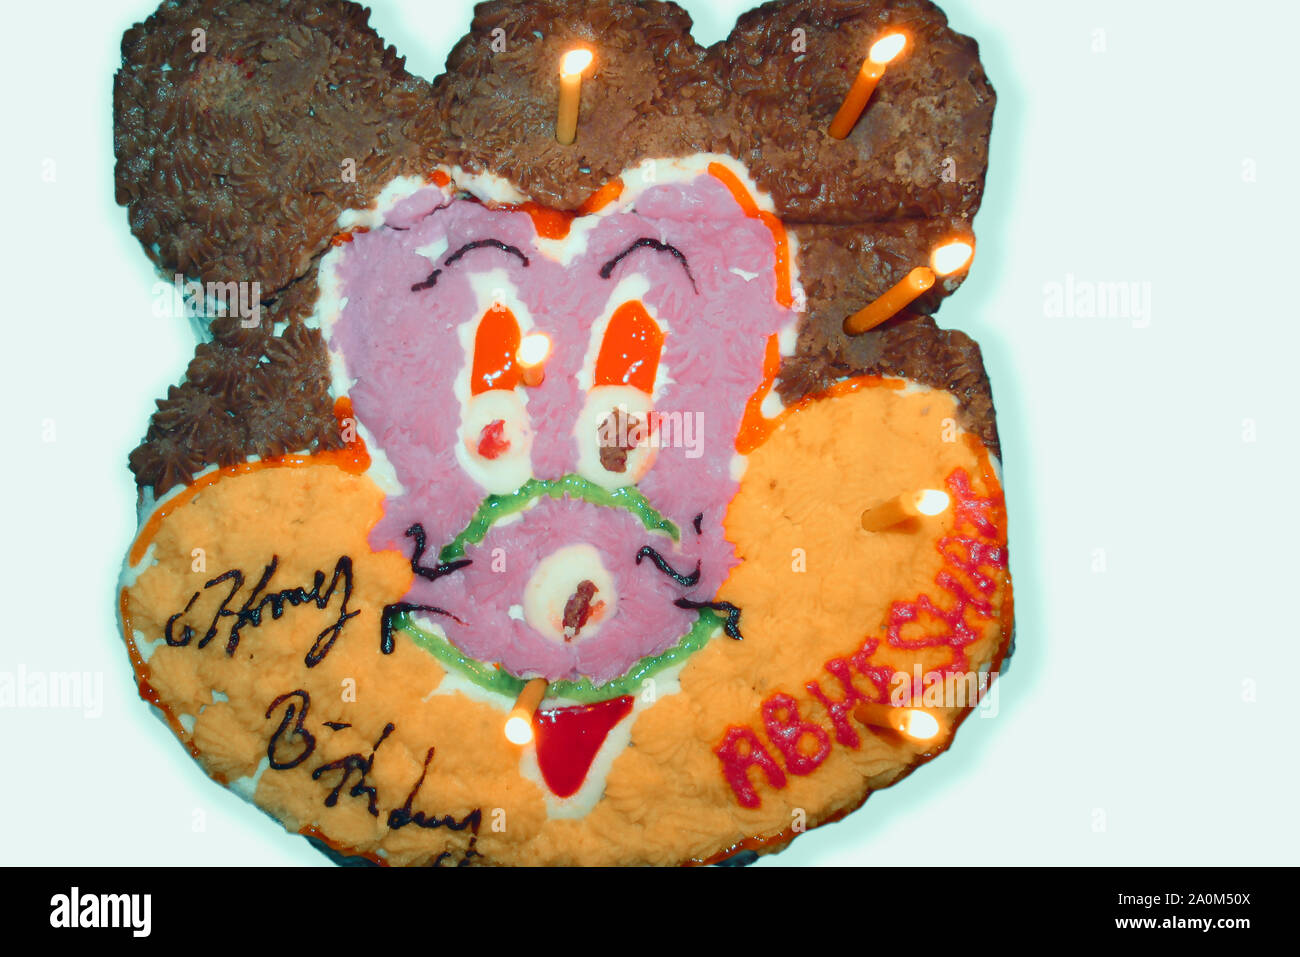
[325,166,792,687]
[114,0,1009,866]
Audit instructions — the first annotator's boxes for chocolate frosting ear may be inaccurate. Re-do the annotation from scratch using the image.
[432,0,718,209]
[114,0,437,294]
[432,0,992,226]
[704,0,997,452]
[712,0,994,224]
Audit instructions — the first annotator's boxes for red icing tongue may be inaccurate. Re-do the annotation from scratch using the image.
[533,696,634,798]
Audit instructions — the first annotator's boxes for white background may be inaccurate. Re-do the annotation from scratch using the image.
[1,0,1296,866]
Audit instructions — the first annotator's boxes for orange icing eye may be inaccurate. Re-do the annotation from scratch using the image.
[594,301,664,393]
[470,306,523,395]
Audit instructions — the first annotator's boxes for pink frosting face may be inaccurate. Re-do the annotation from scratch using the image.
[325,173,794,685]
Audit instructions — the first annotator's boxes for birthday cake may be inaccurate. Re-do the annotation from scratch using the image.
[115,0,1009,866]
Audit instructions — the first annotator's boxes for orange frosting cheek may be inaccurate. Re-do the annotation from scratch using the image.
[571,382,1010,861]
[720,381,1005,680]
[119,464,553,865]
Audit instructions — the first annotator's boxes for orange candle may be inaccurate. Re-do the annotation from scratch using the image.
[828,33,907,140]
[854,702,941,741]
[504,678,549,745]
[556,49,593,145]
[517,332,550,387]
[843,240,974,335]
[860,488,950,532]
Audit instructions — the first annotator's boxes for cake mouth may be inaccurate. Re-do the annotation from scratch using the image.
[391,474,734,698]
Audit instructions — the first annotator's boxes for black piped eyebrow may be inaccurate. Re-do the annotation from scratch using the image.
[410,238,530,292]
[444,239,530,268]
[599,237,697,291]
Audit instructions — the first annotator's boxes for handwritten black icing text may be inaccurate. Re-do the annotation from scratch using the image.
[164,555,359,667]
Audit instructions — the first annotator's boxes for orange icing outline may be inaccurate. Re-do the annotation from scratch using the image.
[735,334,782,454]
[488,177,627,241]
[705,162,793,308]
[578,176,625,214]
[739,372,906,456]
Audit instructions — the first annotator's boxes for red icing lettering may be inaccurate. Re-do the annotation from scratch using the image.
[949,468,1001,539]
[714,727,787,808]
[762,693,830,775]
[886,468,1008,670]
[806,657,872,748]
[714,466,1010,806]
[939,536,1006,597]
[848,637,895,700]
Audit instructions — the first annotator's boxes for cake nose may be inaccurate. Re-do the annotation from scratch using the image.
[522,544,617,643]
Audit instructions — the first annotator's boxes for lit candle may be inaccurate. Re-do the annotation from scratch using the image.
[828,32,907,140]
[517,332,550,387]
[504,678,549,745]
[843,240,974,335]
[853,702,941,741]
[556,48,594,145]
[860,488,950,532]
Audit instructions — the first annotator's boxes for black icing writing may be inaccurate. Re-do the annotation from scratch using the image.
[380,602,464,655]
[599,237,697,291]
[164,555,360,667]
[311,722,395,817]
[165,569,240,648]
[262,698,485,864]
[404,523,472,582]
[265,690,317,770]
[693,513,703,535]
[674,597,744,641]
[635,545,701,587]
[388,747,483,836]
[433,840,483,868]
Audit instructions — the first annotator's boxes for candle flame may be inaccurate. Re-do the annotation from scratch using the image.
[898,708,941,741]
[504,715,533,745]
[868,33,907,65]
[517,331,551,368]
[915,489,950,516]
[930,240,974,276]
[561,48,594,76]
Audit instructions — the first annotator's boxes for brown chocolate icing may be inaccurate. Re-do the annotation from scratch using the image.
[115,0,1000,494]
